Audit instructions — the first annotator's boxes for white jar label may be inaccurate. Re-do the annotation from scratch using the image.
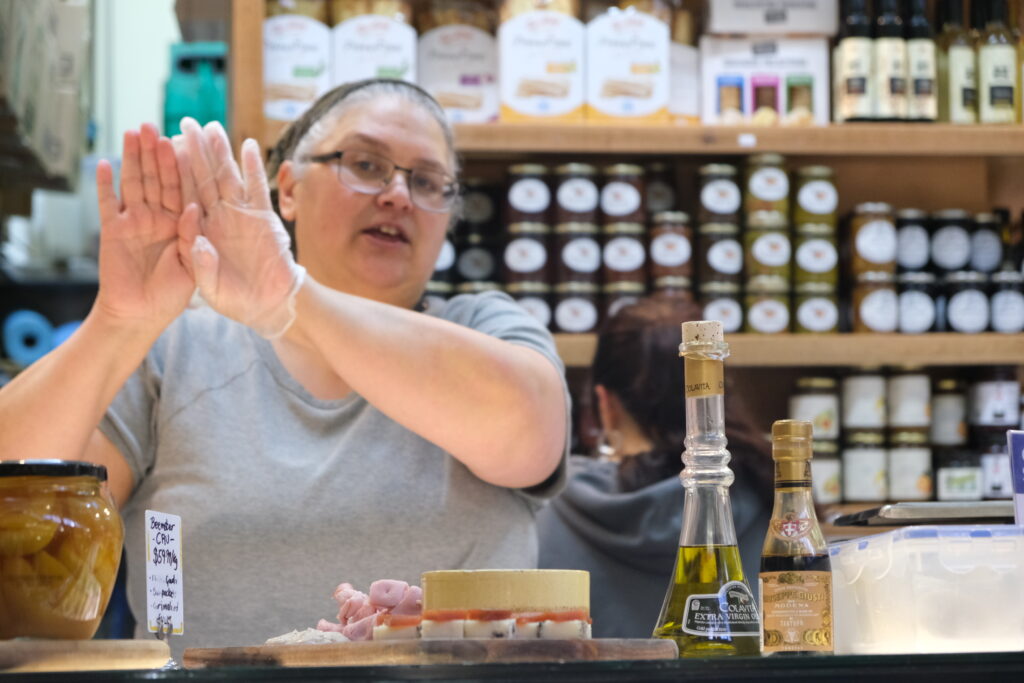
[931,394,967,446]
[947,289,989,333]
[981,452,1013,498]
[937,467,982,501]
[557,178,599,213]
[970,380,1021,427]
[418,25,498,124]
[434,239,456,271]
[516,296,551,328]
[991,290,1024,333]
[810,458,842,505]
[462,191,494,224]
[555,297,598,333]
[843,376,887,428]
[888,375,931,427]
[795,239,837,274]
[859,288,898,332]
[332,15,416,85]
[600,181,642,217]
[897,224,930,270]
[504,238,547,273]
[646,179,676,214]
[700,179,741,215]
[748,299,789,334]
[855,220,897,264]
[752,232,791,267]
[702,298,742,333]
[748,168,789,202]
[797,180,838,216]
[931,225,970,270]
[797,297,838,333]
[457,247,496,281]
[889,447,933,500]
[508,178,551,214]
[843,448,888,502]
[650,233,691,267]
[602,236,646,272]
[561,236,601,273]
[789,394,840,440]
[970,228,1003,272]
[706,238,743,275]
[264,15,331,121]
[898,290,935,334]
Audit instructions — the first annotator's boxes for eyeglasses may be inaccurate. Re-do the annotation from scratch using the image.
[303,149,459,213]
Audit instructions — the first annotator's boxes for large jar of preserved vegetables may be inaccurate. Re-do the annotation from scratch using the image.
[794,166,838,227]
[698,164,741,225]
[600,164,646,225]
[698,223,743,286]
[794,283,839,334]
[794,224,839,288]
[850,202,897,277]
[745,226,792,283]
[744,153,789,226]
[853,271,898,333]
[553,163,600,225]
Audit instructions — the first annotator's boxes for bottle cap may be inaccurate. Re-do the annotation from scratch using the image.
[773,419,813,440]
[682,320,723,344]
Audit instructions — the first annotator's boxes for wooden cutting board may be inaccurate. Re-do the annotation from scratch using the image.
[184,638,678,668]
[0,639,171,673]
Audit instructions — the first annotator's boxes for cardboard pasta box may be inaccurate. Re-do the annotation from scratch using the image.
[706,0,838,36]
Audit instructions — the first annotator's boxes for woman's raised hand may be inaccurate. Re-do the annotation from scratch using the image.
[93,123,196,333]
[177,118,306,339]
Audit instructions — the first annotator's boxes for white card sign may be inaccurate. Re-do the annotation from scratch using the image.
[145,510,184,635]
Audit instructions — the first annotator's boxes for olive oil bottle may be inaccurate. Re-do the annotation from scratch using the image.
[907,0,938,121]
[937,0,978,123]
[653,321,761,658]
[873,0,909,119]
[835,0,874,121]
[759,420,833,655]
[979,0,1018,122]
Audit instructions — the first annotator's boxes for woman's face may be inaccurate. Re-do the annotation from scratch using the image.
[278,95,453,307]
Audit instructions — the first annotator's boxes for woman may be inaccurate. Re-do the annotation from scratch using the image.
[537,297,772,639]
[0,80,570,655]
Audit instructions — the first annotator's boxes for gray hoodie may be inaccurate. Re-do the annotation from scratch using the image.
[536,455,770,639]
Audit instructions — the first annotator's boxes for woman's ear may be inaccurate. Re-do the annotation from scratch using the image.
[277,161,298,222]
[594,384,622,433]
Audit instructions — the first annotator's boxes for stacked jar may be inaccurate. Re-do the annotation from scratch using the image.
[697,164,744,332]
[454,178,502,296]
[887,367,933,501]
[841,368,888,503]
[552,163,602,334]
[792,166,840,334]
[599,164,647,325]
[504,163,555,329]
[850,202,898,333]
[743,153,792,334]
[788,376,842,504]
[968,367,1019,500]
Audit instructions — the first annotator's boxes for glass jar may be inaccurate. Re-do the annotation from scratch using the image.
[648,211,693,282]
[699,281,743,333]
[887,368,931,428]
[455,223,499,284]
[697,223,743,286]
[931,378,967,446]
[653,276,693,301]
[897,271,937,334]
[744,227,792,283]
[990,270,1024,334]
[553,282,600,333]
[971,212,1004,273]
[794,165,838,228]
[888,430,933,501]
[895,208,930,273]
[930,209,972,274]
[744,153,789,226]
[853,271,898,333]
[968,366,1021,428]
[601,223,647,284]
[432,236,457,283]
[842,369,887,429]
[977,428,1013,499]
[0,461,124,639]
[810,440,842,504]
[744,282,790,334]
[422,280,454,316]
[554,223,601,284]
[698,164,741,225]
[789,376,840,440]
[842,430,888,503]
[600,164,646,225]
[506,164,551,224]
[553,163,600,225]
[793,224,839,289]
[794,282,839,334]
[645,162,677,214]
[942,271,989,334]
[603,281,646,323]
[459,178,498,227]
[507,281,552,329]
[934,446,983,501]
[502,223,550,283]
[850,202,897,277]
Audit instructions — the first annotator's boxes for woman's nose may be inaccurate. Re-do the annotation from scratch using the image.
[377,170,414,210]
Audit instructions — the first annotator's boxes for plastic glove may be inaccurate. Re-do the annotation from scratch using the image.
[178,118,306,339]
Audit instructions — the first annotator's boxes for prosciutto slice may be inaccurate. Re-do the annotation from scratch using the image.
[315,579,422,641]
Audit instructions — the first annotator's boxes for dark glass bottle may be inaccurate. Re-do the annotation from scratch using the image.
[874,0,909,120]
[837,0,874,121]
[906,0,937,121]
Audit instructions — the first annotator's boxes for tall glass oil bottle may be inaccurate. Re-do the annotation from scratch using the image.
[937,0,978,123]
[906,0,938,121]
[653,320,761,657]
[835,0,875,121]
[978,0,1018,122]
[873,0,909,120]
[758,420,834,656]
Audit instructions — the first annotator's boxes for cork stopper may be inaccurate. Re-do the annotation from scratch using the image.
[681,320,723,344]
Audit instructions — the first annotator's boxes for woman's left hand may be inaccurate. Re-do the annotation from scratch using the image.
[177,117,306,338]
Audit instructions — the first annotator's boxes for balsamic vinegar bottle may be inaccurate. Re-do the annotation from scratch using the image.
[836,0,875,121]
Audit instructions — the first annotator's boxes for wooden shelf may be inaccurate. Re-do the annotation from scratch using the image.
[555,333,1024,368]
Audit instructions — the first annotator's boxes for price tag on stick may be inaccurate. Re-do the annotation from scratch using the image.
[146,510,184,635]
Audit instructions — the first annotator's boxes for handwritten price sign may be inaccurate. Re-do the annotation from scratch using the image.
[145,510,184,635]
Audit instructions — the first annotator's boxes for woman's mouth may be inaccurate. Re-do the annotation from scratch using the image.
[362,225,409,244]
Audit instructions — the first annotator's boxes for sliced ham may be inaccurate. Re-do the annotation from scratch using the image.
[315,619,345,633]
[391,585,423,616]
[341,611,379,641]
[368,579,410,609]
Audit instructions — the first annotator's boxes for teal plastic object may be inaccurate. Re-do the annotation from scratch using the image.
[164,42,227,136]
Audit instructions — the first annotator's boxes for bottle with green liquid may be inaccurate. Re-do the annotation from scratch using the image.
[653,320,761,657]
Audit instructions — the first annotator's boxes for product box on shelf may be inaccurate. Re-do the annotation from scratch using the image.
[669,41,700,124]
[332,13,417,87]
[418,22,499,123]
[706,0,838,36]
[263,10,331,123]
[830,525,1024,655]
[700,36,830,126]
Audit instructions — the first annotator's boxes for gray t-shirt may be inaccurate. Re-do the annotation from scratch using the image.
[100,291,570,658]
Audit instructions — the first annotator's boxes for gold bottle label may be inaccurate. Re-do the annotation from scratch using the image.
[684,357,724,398]
[759,571,833,653]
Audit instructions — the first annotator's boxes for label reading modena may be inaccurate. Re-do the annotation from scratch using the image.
[759,571,832,653]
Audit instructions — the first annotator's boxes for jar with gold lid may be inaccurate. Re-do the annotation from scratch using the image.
[503,222,550,283]
[744,281,790,334]
[853,271,898,333]
[794,165,838,228]
[507,281,552,329]
[649,211,693,282]
[506,164,551,224]
[850,202,897,277]
[794,283,839,334]
[699,281,743,333]
[603,281,646,322]
[653,275,693,301]
[744,226,792,283]
[600,164,646,224]
[553,281,600,333]
[698,164,741,225]
[553,163,600,225]
[793,224,839,288]
[698,223,743,286]
[601,223,647,284]
[554,222,601,284]
[744,153,789,224]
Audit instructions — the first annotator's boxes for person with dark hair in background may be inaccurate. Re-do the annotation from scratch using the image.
[537,296,773,639]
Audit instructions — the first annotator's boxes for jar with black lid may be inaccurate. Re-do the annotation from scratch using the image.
[645,162,677,214]
[745,226,792,283]
[698,164,741,224]
[603,281,646,322]
[507,282,552,329]
[653,275,693,300]
[794,282,839,334]
[506,164,550,224]
[930,209,972,274]
[744,153,789,225]
[794,165,838,228]
[990,270,1024,333]
[699,281,743,333]
[553,282,600,333]
[971,212,1004,274]
[794,223,839,289]
[851,202,897,277]
[502,222,550,283]
[895,208,930,273]
[897,271,937,334]
[455,223,498,283]
[553,163,599,225]
[460,178,498,227]
[942,271,989,333]
[600,164,646,225]
[697,223,743,285]
[649,211,693,282]
[554,222,601,284]
[601,223,647,285]
[853,271,898,333]
[744,280,790,334]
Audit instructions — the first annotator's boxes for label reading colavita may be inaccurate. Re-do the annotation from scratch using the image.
[873,37,908,118]
[979,45,1016,123]
[907,38,937,120]
[759,571,832,654]
[332,15,416,85]
[948,45,977,123]
[263,15,331,121]
[418,25,498,123]
[684,357,724,398]
[499,11,584,121]
[146,510,184,635]
[837,36,873,120]
[681,580,760,637]
[585,9,669,121]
